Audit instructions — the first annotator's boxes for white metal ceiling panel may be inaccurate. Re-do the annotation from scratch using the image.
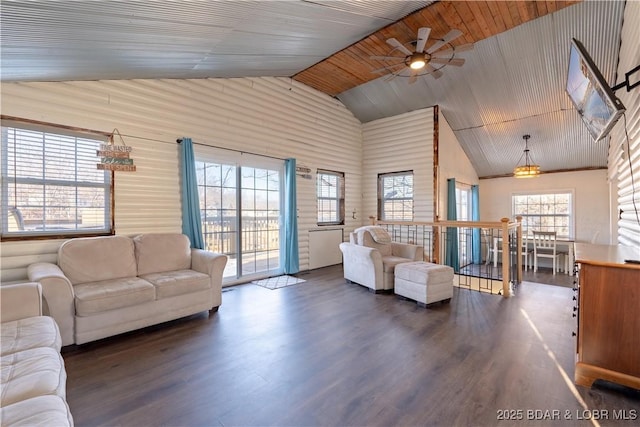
[337,1,626,177]
[0,0,432,82]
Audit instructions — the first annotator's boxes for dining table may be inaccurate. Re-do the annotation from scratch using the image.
[490,235,575,275]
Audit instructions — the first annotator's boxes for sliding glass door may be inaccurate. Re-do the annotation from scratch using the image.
[195,150,283,282]
[240,167,281,275]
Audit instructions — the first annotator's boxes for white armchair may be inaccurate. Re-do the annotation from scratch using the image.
[339,226,423,292]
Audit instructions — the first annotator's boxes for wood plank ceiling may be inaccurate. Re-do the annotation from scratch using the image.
[293,0,582,97]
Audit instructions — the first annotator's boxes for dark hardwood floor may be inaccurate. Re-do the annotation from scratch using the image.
[63,265,639,426]
[522,267,575,288]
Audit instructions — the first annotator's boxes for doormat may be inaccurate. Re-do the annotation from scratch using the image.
[252,275,306,290]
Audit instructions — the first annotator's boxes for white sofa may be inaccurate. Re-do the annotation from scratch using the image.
[339,226,423,292]
[27,233,228,346]
[0,282,74,426]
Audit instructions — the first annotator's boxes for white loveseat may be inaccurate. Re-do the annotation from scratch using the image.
[27,233,227,346]
[0,282,74,426]
[339,226,423,292]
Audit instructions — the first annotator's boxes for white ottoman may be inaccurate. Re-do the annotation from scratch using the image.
[394,261,454,307]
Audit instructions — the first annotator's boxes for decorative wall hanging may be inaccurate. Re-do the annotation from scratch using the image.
[295,165,312,180]
[97,128,136,172]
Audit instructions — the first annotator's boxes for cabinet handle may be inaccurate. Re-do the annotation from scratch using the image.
[572,332,577,337]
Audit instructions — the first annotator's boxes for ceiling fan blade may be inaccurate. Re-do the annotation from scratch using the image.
[387,38,412,56]
[430,57,465,66]
[431,43,474,58]
[415,27,431,53]
[426,29,463,54]
[384,73,400,82]
[408,70,419,85]
[370,55,405,61]
[426,64,443,79]
[371,62,407,74]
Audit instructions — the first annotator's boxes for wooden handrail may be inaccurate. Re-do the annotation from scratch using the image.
[375,219,520,228]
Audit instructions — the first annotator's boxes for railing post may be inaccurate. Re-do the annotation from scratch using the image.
[516,216,523,284]
[433,220,440,264]
[501,217,511,297]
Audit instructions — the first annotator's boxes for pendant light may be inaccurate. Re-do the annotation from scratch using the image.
[513,134,540,178]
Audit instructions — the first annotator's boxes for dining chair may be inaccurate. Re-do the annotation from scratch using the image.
[532,230,563,275]
[521,233,533,270]
[483,229,502,268]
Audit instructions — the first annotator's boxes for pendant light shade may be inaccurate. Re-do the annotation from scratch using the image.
[513,134,540,178]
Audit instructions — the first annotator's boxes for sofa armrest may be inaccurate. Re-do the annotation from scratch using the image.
[391,242,424,261]
[0,282,43,323]
[27,262,76,346]
[191,249,228,307]
[339,242,383,289]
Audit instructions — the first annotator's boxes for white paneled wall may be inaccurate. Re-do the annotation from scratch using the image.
[0,77,362,282]
[437,110,480,220]
[479,170,610,244]
[308,228,344,269]
[362,108,435,222]
[609,2,640,248]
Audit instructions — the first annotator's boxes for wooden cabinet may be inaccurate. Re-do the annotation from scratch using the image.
[574,243,640,390]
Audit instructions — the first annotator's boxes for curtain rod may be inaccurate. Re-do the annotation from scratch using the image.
[450,178,476,188]
[176,138,286,161]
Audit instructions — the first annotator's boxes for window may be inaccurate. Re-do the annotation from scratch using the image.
[378,171,414,221]
[1,121,112,239]
[316,169,344,225]
[512,192,573,239]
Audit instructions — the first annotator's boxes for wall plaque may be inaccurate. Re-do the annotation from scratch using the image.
[97,129,136,172]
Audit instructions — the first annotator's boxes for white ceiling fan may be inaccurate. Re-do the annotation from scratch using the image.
[370,27,474,84]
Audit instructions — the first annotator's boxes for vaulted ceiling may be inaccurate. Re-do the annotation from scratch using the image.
[0,1,630,177]
[293,0,580,96]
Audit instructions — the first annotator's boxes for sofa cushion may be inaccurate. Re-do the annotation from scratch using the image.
[140,270,210,299]
[58,235,137,285]
[1,317,61,356]
[74,277,156,316]
[134,233,191,276]
[1,347,66,406]
[0,394,73,427]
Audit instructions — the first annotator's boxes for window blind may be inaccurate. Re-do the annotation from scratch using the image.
[1,123,111,237]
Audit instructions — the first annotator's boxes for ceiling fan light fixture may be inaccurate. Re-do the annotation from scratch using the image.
[372,27,470,83]
[408,53,426,70]
[513,134,541,178]
[410,59,426,70]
